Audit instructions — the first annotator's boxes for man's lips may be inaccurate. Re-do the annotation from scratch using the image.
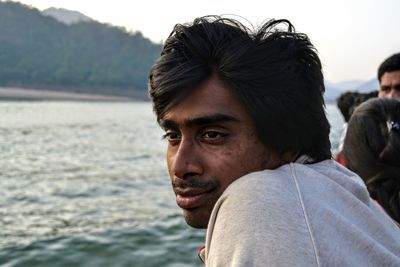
[174,188,214,209]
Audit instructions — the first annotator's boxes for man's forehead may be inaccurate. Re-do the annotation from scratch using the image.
[159,76,253,128]
[160,112,240,129]
[381,70,400,84]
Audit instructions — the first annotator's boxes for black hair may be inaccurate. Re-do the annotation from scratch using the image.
[343,98,400,223]
[378,53,400,82]
[149,16,331,161]
[337,91,378,122]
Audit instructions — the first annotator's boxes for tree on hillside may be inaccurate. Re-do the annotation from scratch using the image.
[0,1,162,97]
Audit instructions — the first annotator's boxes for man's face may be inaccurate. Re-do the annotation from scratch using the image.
[379,70,400,99]
[160,77,273,228]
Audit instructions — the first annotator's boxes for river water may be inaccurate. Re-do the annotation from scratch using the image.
[0,101,343,266]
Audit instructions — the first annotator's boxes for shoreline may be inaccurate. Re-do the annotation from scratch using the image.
[0,87,142,102]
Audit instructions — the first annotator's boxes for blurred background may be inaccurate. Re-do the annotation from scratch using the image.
[0,0,398,266]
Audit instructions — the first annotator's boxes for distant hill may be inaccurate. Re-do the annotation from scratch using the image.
[42,7,92,25]
[324,78,379,103]
[325,80,365,91]
[0,1,162,99]
[354,79,379,92]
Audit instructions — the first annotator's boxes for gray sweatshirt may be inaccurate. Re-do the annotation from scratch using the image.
[204,160,400,266]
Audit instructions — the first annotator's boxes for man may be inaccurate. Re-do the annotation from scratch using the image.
[149,16,400,266]
[378,52,400,99]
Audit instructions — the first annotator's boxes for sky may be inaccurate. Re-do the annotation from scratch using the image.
[9,0,400,83]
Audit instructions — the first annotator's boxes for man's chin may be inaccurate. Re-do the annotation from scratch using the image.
[183,209,210,229]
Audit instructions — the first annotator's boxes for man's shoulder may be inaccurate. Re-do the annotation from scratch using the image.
[220,163,299,205]
[205,162,322,266]
[222,159,356,199]
[214,159,375,232]
[206,160,400,266]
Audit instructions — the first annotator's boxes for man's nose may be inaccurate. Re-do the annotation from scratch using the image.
[171,139,203,179]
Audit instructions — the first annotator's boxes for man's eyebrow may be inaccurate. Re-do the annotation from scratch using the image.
[159,113,240,129]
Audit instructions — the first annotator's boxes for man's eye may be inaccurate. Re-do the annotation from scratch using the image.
[201,131,228,140]
[162,131,181,142]
[381,86,390,92]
